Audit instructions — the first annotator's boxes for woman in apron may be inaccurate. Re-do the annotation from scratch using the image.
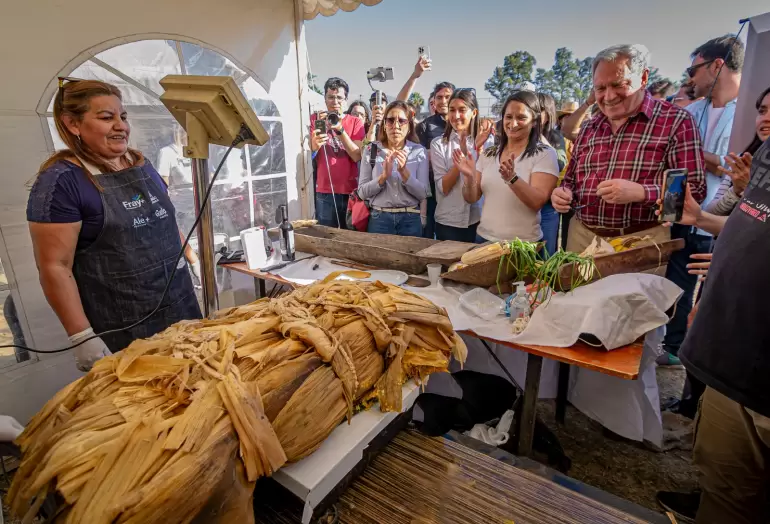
[27,79,202,371]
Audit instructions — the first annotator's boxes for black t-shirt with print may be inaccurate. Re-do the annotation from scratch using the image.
[680,139,770,417]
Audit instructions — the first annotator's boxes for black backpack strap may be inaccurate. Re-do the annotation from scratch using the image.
[369,142,378,169]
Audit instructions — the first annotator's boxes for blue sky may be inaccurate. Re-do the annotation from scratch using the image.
[306,0,767,111]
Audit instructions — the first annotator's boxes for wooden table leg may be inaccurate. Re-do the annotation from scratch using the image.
[517,354,543,457]
[556,362,570,424]
[255,277,266,299]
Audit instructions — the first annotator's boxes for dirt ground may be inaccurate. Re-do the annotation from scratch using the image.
[536,365,698,513]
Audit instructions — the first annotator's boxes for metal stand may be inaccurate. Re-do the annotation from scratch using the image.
[186,114,218,317]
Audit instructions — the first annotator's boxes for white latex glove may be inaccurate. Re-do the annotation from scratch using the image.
[69,327,112,372]
[0,415,24,442]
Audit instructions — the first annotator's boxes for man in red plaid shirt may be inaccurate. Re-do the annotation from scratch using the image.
[552,44,706,254]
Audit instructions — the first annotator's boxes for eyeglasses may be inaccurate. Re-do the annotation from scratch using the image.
[57,76,82,108]
[686,59,716,78]
[325,95,347,102]
[385,117,409,127]
[456,88,476,95]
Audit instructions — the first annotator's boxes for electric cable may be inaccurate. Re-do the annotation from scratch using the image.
[1,124,254,354]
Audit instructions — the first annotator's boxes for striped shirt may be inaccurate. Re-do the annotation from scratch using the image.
[562,92,706,229]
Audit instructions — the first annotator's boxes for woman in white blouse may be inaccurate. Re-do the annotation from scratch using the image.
[458,91,559,245]
[357,101,429,237]
[430,89,482,243]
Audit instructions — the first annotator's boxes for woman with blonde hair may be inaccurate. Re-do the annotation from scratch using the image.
[27,79,201,371]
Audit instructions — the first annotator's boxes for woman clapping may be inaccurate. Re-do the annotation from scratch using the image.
[430,89,482,242]
[357,101,429,236]
[458,91,559,244]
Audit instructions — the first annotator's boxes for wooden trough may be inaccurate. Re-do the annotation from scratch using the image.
[441,239,685,290]
[293,225,476,274]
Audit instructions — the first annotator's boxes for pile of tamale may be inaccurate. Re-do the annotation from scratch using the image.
[8,280,466,524]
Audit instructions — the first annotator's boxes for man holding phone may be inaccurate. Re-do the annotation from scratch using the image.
[551,44,706,255]
[311,77,365,228]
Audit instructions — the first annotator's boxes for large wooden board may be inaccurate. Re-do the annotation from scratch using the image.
[293,225,467,274]
[413,240,477,265]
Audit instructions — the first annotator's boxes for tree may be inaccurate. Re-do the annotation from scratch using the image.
[307,73,322,95]
[550,47,579,105]
[534,68,558,98]
[484,51,537,102]
[408,92,425,113]
[573,57,594,103]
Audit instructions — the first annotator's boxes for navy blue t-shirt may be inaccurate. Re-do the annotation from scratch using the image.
[27,160,168,251]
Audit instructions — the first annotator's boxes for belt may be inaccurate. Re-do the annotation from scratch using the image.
[372,206,420,214]
[584,221,659,238]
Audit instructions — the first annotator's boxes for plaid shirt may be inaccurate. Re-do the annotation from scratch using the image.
[562,92,706,230]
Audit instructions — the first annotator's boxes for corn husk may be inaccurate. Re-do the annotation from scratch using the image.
[9,281,465,523]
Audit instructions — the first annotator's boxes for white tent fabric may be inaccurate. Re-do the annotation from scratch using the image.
[728,12,770,153]
[302,0,383,20]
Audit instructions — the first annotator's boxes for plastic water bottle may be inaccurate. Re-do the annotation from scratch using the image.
[509,281,531,320]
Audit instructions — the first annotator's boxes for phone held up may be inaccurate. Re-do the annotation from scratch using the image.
[418,46,431,60]
[659,168,688,223]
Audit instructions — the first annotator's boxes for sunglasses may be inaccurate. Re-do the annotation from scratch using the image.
[455,87,477,96]
[57,76,83,107]
[686,59,716,78]
[385,116,409,127]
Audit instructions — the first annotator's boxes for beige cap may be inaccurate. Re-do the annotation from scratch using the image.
[557,100,580,116]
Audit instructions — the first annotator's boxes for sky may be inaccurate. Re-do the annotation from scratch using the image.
[305,0,767,112]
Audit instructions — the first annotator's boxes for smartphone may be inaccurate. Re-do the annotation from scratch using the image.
[314,119,327,134]
[418,46,431,61]
[659,169,688,223]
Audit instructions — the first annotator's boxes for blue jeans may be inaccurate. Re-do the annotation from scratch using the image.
[663,224,713,355]
[367,209,423,237]
[540,202,559,257]
[316,192,349,229]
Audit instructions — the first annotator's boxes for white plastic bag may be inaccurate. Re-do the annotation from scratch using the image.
[459,288,505,321]
[466,410,515,446]
[511,274,682,350]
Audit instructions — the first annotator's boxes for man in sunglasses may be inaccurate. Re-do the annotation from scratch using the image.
[658,36,744,374]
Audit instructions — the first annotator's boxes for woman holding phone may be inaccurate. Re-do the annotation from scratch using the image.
[457,91,559,243]
[357,101,429,237]
[429,89,482,242]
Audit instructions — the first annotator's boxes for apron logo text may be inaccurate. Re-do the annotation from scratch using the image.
[123,194,145,210]
[133,217,149,228]
[155,207,168,219]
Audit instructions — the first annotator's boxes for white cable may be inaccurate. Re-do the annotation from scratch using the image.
[321,141,342,227]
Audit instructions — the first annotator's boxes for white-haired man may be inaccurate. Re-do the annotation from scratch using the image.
[552,44,707,253]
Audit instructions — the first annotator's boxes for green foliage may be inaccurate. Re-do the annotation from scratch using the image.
[408,92,425,112]
[534,68,557,97]
[550,48,579,104]
[484,51,537,101]
[573,57,594,103]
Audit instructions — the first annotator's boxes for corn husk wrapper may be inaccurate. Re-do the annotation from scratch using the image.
[9,281,464,524]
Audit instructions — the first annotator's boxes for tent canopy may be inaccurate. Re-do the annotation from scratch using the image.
[302,0,383,20]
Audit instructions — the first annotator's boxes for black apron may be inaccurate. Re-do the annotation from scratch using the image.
[71,160,202,352]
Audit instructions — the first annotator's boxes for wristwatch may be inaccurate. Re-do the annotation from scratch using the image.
[507,174,519,186]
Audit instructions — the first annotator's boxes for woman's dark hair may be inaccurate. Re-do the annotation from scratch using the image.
[346,100,370,125]
[377,101,418,147]
[492,91,546,160]
[745,85,770,155]
[537,92,563,149]
[442,89,479,142]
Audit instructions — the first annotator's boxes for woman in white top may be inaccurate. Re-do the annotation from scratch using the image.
[430,89,482,243]
[458,90,559,244]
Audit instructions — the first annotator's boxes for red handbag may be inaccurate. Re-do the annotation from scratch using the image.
[345,143,378,231]
[346,189,370,232]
